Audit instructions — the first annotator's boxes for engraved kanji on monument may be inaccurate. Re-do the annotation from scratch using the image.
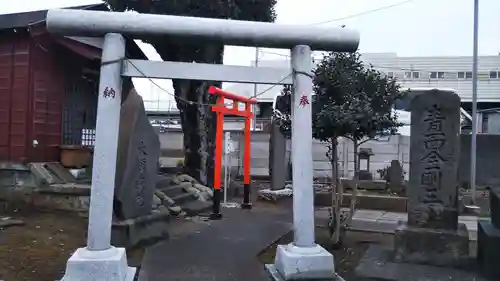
[394,89,469,266]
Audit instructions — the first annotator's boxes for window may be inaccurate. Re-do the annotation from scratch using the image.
[386,71,394,78]
[458,71,473,79]
[490,71,499,79]
[404,71,419,79]
[430,71,447,79]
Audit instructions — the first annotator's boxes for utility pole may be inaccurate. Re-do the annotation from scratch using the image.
[470,0,479,205]
[252,47,259,130]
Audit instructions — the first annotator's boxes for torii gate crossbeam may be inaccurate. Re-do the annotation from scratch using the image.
[46,9,360,281]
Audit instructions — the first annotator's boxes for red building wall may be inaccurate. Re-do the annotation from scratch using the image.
[0,31,64,163]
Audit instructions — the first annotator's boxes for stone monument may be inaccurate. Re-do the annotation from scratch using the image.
[111,89,169,248]
[355,89,484,281]
[386,159,405,195]
[269,120,287,191]
[477,187,500,279]
[387,159,403,184]
[394,89,469,266]
[115,89,160,219]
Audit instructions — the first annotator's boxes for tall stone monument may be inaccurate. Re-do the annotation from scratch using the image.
[394,89,469,265]
[269,120,287,190]
[111,89,169,248]
[114,89,160,220]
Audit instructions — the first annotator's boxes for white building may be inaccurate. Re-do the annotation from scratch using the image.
[224,53,500,104]
[361,53,500,103]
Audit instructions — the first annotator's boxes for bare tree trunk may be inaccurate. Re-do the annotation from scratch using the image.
[328,137,342,245]
[346,140,359,225]
[170,43,224,187]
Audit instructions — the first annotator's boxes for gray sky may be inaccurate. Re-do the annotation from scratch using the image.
[2,0,499,108]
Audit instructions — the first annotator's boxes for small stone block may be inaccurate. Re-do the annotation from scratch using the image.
[477,219,500,280]
[181,200,213,216]
[489,188,500,228]
[394,222,469,266]
[241,203,253,210]
[61,247,136,281]
[272,244,335,280]
[209,213,223,220]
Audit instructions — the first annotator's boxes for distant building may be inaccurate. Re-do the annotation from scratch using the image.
[360,53,500,107]
[225,53,500,112]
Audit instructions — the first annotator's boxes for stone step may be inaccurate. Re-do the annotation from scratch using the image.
[170,192,197,205]
[157,183,187,198]
[156,175,175,187]
[44,162,77,183]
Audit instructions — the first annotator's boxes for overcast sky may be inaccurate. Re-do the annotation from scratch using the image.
[2,0,499,109]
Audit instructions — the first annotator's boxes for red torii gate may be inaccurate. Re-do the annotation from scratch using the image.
[208,86,256,219]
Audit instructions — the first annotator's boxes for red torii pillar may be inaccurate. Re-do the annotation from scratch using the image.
[208,86,256,220]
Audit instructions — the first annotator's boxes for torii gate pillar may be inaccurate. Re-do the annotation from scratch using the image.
[46,9,360,281]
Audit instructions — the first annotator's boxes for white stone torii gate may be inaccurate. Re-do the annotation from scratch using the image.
[46,9,359,281]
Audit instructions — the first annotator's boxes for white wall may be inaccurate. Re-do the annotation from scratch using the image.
[158,129,410,179]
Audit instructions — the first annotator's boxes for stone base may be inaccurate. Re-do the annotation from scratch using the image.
[265,264,344,281]
[268,243,335,280]
[477,220,500,280]
[111,210,170,248]
[61,247,136,281]
[355,245,487,281]
[394,222,469,266]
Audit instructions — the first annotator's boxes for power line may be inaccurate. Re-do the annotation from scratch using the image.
[311,0,417,26]
[50,1,421,108]
[141,0,421,107]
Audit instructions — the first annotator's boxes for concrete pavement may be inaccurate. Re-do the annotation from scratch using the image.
[316,208,479,241]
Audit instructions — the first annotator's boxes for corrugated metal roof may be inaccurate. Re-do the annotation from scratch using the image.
[0,4,108,30]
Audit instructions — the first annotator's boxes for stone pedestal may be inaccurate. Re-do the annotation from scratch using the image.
[266,244,336,280]
[477,188,500,279]
[111,209,170,248]
[489,188,500,227]
[61,247,136,281]
[394,222,469,266]
[477,220,500,279]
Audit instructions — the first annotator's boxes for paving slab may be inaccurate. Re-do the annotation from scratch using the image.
[314,209,479,240]
[353,209,385,220]
[379,212,406,221]
[355,244,489,281]
[138,208,292,281]
[350,210,478,240]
